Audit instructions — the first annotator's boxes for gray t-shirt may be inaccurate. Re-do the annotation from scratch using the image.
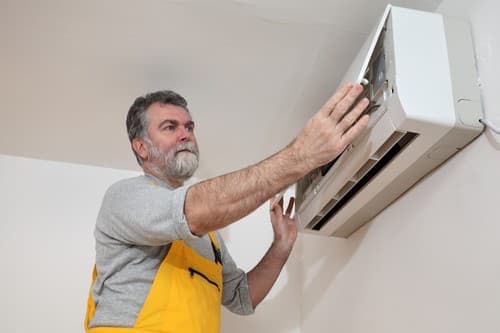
[89,174,254,328]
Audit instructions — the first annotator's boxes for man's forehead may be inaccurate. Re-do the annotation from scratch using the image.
[147,102,192,121]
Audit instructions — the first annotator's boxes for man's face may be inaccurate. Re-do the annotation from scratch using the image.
[143,102,199,181]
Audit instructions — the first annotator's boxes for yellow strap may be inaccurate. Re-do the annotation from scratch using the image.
[207,232,222,265]
[84,265,97,330]
[207,232,220,250]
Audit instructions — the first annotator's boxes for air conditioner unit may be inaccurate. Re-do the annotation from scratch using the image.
[295,5,483,238]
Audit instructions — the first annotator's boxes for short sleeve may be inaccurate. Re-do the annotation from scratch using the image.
[96,177,200,246]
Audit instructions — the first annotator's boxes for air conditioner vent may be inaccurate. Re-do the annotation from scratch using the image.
[307,131,418,231]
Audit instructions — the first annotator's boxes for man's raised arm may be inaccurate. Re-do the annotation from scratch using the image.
[185,83,370,235]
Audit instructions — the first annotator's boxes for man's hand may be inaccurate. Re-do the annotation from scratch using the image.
[292,83,369,171]
[270,196,297,259]
[246,196,298,308]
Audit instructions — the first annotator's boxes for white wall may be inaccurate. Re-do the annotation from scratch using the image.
[0,154,301,333]
[300,1,500,332]
[0,154,139,332]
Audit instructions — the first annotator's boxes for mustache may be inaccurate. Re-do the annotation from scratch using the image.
[173,142,199,156]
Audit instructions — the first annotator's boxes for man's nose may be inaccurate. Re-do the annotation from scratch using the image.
[178,127,191,142]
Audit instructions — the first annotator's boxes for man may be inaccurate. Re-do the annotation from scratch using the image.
[85,84,369,332]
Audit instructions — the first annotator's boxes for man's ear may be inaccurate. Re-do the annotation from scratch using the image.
[132,138,149,162]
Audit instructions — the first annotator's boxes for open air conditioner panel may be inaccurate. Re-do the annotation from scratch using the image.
[295,8,392,212]
[294,5,483,238]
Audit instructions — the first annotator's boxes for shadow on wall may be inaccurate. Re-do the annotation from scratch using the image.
[299,224,370,322]
[484,130,500,150]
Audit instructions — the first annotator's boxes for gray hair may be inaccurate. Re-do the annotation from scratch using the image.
[126,90,189,166]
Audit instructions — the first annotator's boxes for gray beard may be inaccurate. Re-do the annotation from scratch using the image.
[147,141,199,182]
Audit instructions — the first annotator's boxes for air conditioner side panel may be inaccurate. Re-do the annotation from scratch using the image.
[442,16,483,128]
[390,6,456,129]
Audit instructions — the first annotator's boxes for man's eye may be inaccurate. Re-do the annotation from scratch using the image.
[186,126,194,132]
[164,125,175,131]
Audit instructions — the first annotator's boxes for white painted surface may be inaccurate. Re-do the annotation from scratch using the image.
[299,1,500,332]
[0,155,139,332]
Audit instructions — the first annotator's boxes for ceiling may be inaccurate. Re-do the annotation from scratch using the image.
[1,0,442,180]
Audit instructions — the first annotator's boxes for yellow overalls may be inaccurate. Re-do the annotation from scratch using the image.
[85,232,223,333]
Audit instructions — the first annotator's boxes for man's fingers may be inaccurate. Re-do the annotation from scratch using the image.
[329,84,364,123]
[337,98,369,133]
[319,83,353,117]
[341,114,370,146]
[271,196,284,214]
[295,82,368,172]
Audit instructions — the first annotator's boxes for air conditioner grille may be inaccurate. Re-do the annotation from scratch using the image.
[307,131,418,231]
